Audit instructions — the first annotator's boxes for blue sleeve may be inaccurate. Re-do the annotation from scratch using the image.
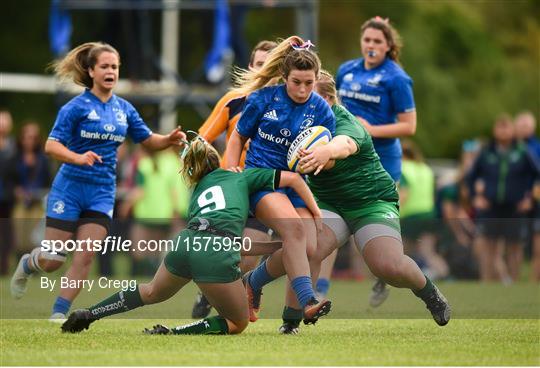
[126,102,152,143]
[236,92,263,138]
[48,104,76,145]
[390,75,415,114]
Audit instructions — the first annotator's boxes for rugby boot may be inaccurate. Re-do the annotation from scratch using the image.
[303,297,332,325]
[61,309,97,333]
[369,279,390,308]
[424,285,451,326]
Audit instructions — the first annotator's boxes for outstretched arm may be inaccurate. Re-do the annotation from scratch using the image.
[225,130,249,169]
[299,135,358,175]
[141,127,186,151]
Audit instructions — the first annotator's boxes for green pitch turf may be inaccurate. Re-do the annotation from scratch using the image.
[1,256,539,366]
[1,318,538,366]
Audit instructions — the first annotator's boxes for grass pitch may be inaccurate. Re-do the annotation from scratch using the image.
[1,259,539,366]
[1,318,538,366]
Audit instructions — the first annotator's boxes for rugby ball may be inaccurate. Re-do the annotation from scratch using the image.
[287,126,332,173]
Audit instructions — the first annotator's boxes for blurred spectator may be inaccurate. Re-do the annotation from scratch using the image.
[119,147,181,276]
[0,109,17,275]
[515,111,540,159]
[436,140,480,279]
[514,111,540,282]
[13,121,51,254]
[400,140,449,280]
[532,182,540,282]
[467,114,540,283]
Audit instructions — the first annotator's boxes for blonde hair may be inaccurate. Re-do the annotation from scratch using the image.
[180,139,221,187]
[315,70,338,105]
[233,36,321,95]
[50,42,120,88]
[361,17,403,64]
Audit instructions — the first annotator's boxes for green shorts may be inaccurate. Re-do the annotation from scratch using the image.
[318,199,401,234]
[164,229,241,283]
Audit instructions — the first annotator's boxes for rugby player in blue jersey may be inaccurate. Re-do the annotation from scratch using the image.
[10,42,186,321]
[226,36,335,326]
[316,17,418,306]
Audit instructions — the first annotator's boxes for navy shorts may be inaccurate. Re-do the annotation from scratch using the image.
[249,187,306,214]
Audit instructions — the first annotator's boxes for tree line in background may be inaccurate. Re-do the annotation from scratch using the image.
[1,0,538,158]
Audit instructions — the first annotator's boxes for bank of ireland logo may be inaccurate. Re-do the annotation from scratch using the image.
[351,83,361,91]
[52,200,65,214]
[280,128,291,137]
[104,124,116,132]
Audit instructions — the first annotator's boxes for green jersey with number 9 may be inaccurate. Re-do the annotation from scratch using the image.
[186,168,278,236]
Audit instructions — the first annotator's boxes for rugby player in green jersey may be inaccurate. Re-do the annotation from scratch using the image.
[61,134,330,335]
[249,71,450,334]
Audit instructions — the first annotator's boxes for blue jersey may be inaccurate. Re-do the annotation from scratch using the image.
[48,89,152,185]
[236,85,335,170]
[336,57,415,179]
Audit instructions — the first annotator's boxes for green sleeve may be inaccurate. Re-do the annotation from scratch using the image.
[242,168,279,194]
[333,104,368,154]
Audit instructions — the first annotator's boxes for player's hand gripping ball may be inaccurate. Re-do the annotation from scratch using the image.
[287,126,332,174]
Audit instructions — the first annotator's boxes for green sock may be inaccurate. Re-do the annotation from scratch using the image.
[171,316,229,335]
[282,306,303,325]
[89,285,144,319]
[412,275,435,302]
